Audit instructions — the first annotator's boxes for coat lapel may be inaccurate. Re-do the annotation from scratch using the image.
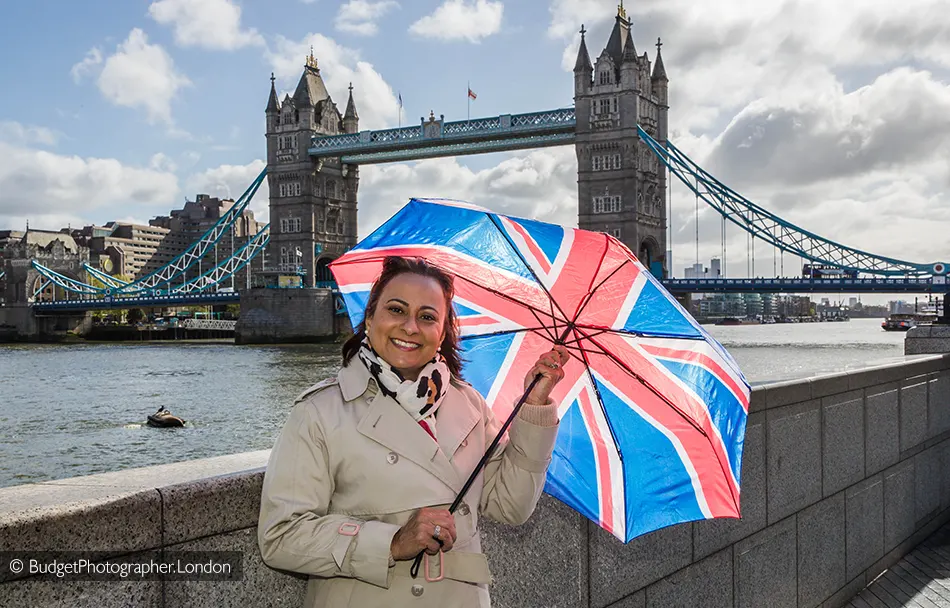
[436,383,481,461]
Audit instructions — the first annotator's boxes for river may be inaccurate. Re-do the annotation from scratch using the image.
[0,318,907,488]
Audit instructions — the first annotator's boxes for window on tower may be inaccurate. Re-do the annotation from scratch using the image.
[610,228,622,238]
[592,195,622,213]
[599,71,610,85]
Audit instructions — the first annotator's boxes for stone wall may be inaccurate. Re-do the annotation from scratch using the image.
[234,287,339,344]
[1,355,949,607]
[906,324,950,355]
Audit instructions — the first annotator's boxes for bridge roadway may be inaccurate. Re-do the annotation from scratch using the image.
[26,277,949,313]
[664,277,949,294]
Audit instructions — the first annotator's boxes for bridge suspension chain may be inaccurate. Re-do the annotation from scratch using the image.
[170,225,269,294]
[638,126,944,277]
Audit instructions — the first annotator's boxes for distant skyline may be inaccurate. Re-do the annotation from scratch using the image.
[1,0,949,293]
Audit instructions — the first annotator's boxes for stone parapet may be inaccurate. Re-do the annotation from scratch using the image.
[1,355,949,607]
[234,287,341,344]
[906,324,950,355]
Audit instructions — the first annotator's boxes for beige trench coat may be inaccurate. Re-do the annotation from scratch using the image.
[258,360,559,608]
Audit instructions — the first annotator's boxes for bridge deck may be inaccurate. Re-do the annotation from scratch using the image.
[848,521,950,607]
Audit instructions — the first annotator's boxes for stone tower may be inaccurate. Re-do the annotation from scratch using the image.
[264,49,359,287]
[573,4,669,278]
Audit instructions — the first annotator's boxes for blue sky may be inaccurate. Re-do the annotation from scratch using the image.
[0,0,948,285]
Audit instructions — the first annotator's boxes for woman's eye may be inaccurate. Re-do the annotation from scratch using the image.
[422,314,436,322]
[389,306,403,314]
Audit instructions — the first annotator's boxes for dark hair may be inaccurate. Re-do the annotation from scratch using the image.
[341,256,464,379]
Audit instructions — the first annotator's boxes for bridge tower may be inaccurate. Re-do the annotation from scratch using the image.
[573,4,669,277]
[264,50,359,288]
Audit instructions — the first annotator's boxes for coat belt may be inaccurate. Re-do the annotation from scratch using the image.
[392,551,492,585]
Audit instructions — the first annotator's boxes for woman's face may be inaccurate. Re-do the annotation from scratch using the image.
[365,273,447,381]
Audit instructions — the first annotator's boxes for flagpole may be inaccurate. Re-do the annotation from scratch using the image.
[467,80,470,121]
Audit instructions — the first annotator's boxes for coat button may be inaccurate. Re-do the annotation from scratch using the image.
[411,584,424,597]
[458,503,470,516]
[460,438,468,448]
[387,452,398,465]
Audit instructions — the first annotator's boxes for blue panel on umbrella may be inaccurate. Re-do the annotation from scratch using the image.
[657,360,747,483]
[453,301,481,317]
[593,376,706,540]
[354,200,537,282]
[340,290,370,326]
[503,217,566,267]
[544,401,600,526]
[622,279,704,338]
[458,333,516,399]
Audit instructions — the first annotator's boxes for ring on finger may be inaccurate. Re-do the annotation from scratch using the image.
[433,525,441,539]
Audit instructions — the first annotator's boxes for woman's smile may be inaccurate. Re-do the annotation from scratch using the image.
[391,337,421,351]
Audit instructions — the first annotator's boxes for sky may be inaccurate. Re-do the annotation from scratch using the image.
[1,0,949,292]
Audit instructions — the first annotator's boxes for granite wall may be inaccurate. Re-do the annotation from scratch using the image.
[1,355,949,608]
[234,288,341,344]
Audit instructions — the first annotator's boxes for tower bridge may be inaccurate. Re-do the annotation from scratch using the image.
[5,3,948,339]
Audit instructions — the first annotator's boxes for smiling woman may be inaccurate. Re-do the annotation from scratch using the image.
[258,255,569,607]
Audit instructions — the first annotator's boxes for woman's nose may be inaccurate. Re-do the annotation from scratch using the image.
[402,317,419,334]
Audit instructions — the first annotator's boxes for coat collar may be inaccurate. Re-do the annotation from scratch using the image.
[340,360,481,492]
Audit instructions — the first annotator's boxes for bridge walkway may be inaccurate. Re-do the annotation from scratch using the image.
[848,522,950,607]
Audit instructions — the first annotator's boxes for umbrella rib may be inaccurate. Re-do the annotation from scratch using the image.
[572,325,709,437]
[569,259,633,329]
[485,213,573,342]
[568,235,613,322]
[450,272,564,333]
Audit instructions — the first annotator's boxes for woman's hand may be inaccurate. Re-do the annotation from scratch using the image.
[390,507,457,560]
[524,345,570,405]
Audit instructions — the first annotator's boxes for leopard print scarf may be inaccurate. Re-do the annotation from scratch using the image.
[357,338,449,439]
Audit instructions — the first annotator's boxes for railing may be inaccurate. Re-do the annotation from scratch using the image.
[180,319,237,331]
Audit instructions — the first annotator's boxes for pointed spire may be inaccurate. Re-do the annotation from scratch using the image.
[622,26,637,62]
[652,37,668,81]
[266,72,280,113]
[574,24,592,72]
[344,82,359,120]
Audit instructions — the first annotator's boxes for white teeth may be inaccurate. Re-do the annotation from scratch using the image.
[392,338,420,349]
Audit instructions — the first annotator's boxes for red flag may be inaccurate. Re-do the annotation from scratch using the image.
[468,88,477,100]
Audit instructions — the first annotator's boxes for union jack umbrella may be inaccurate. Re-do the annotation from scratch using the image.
[330,198,750,542]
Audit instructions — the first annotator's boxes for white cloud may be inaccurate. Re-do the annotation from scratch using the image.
[149,152,178,173]
[0,141,179,228]
[184,160,269,222]
[336,0,399,36]
[408,0,503,43]
[147,0,264,50]
[96,29,191,125]
[70,47,103,84]
[357,147,578,237]
[0,122,60,147]
[266,33,399,130]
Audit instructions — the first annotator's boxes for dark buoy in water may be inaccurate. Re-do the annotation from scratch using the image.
[147,407,186,428]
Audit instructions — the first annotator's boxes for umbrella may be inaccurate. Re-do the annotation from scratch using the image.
[330,198,750,544]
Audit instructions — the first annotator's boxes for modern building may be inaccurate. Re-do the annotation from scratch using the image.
[709,258,722,278]
[70,222,171,279]
[149,194,262,288]
[573,4,669,277]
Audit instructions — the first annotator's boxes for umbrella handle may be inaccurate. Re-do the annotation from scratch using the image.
[410,372,544,578]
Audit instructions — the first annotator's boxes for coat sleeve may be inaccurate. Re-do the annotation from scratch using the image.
[478,390,560,526]
[258,396,400,589]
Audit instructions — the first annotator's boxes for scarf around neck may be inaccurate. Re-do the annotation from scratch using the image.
[356,338,449,439]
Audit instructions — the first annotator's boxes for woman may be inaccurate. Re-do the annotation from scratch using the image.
[259,256,568,607]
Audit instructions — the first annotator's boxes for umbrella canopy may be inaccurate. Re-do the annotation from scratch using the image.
[330,198,750,542]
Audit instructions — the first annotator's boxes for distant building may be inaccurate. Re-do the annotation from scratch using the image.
[149,194,262,288]
[683,263,704,279]
[1,230,87,303]
[709,258,722,278]
[848,297,858,309]
[70,222,170,279]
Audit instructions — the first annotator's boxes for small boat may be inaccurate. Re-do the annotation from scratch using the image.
[715,317,761,326]
[147,408,186,428]
[881,313,937,331]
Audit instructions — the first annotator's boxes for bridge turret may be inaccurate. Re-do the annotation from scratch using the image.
[620,27,638,91]
[573,25,593,96]
[265,73,280,124]
[652,37,669,143]
[343,82,359,134]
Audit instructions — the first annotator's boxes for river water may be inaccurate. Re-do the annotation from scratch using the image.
[0,318,907,488]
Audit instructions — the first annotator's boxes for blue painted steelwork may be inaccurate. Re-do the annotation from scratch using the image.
[663,277,949,294]
[638,127,949,277]
[0,270,4,281]
[338,133,575,164]
[310,108,575,164]
[32,291,240,312]
[170,225,269,294]
[83,264,129,289]
[30,261,103,296]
